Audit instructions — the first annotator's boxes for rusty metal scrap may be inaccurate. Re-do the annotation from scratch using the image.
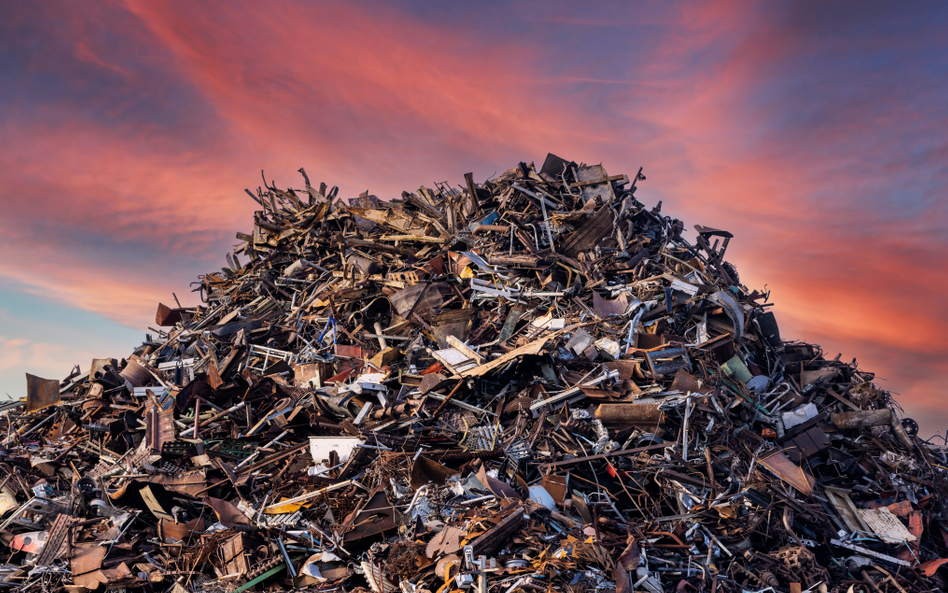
[2,154,948,593]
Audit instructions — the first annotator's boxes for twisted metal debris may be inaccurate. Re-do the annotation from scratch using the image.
[7,154,948,593]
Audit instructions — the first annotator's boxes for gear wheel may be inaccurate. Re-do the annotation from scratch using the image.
[901,418,919,437]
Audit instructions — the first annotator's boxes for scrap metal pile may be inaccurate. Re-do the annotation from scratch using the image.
[7,154,948,593]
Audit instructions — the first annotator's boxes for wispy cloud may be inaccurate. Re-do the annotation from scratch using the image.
[0,337,86,385]
[0,0,945,433]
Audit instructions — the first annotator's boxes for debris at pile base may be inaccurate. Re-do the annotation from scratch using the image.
[4,155,947,593]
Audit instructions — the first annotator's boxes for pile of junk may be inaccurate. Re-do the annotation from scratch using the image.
[5,154,948,593]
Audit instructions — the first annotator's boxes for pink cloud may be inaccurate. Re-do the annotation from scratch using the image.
[0,337,89,383]
[1,0,945,435]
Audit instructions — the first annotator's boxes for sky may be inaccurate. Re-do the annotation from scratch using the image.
[1,1,946,437]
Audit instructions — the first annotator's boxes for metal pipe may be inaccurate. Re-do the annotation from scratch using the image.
[277,536,297,578]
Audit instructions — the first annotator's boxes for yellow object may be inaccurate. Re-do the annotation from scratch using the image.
[264,499,309,514]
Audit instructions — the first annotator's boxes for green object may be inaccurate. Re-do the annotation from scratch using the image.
[229,554,304,593]
[230,563,287,593]
[217,438,258,458]
[721,355,753,384]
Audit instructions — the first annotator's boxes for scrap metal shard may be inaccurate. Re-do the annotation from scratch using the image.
[25,373,60,413]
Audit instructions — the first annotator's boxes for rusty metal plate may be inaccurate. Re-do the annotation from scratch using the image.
[25,373,60,413]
